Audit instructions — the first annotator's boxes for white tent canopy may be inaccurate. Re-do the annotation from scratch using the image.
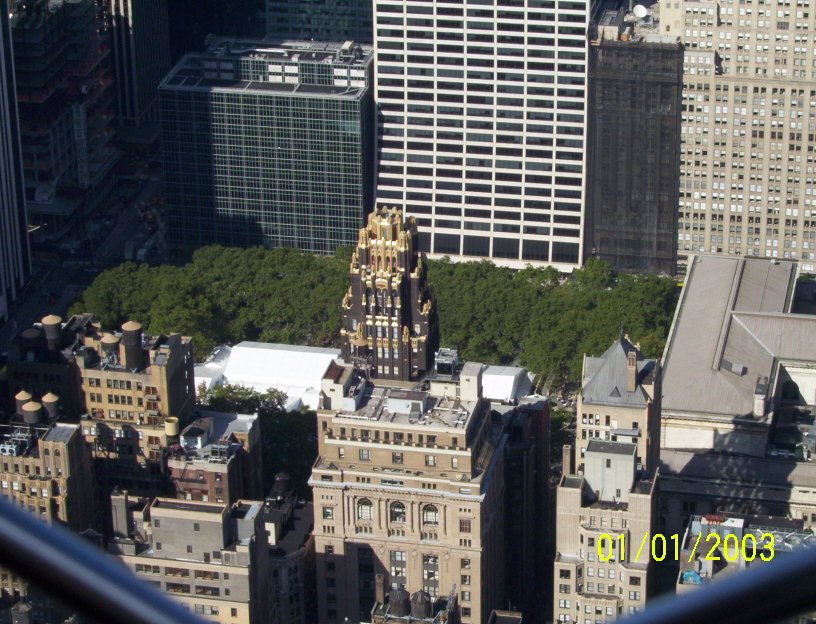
[220,342,341,410]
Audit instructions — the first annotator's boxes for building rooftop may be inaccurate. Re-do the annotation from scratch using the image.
[592,0,680,46]
[662,256,802,422]
[267,501,314,558]
[161,38,372,99]
[151,499,224,515]
[168,410,256,466]
[587,440,637,456]
[582,337,655,408]
[326,382,483,431]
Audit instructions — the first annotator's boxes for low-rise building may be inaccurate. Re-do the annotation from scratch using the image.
[0,396,94,599]
[115,498,272,624]
[576,336,662,473]
[554,442,657,623]
[167,410,262,505]
[264,474,316,624]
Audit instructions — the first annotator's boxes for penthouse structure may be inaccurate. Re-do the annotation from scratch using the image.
[114,498,272,624]
[576,336,662,474]
[373,0,593,269]
[10,0,118,239]
[0,0,29,324]
[339,208,436,382]
[160,38,375,253]
[166,410,263,505]
[585,4,683,274]
[659,0,816,269]
[553,442,658,623]
[310,356,545,624]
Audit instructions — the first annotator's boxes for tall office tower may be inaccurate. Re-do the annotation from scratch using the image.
[160,39,375,253]
[585,6,683,274]
[0,0,28,324]
[339,208,436,381]
[10,0,119,240]
[266,0,373,44]
[108,0,171,147]
[373,0,593,270]
[660,1,816,271]
[553,442,658,623]
[114,498,272,624]
[575,336,662,473]
[312,360,516,624]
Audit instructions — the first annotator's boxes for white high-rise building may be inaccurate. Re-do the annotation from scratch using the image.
[0,0,29,323]
[373,0,596,270]
[661,0,816,272]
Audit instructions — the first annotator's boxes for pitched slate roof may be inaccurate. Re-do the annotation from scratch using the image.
[581,337,654,408]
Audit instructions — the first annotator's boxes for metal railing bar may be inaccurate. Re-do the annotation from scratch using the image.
[0,496,207,624]
[622,546,816,624]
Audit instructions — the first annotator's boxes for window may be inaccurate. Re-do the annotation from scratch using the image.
[461,575,471,586]
[422,505,439,525]
[325,545,335,555]
[154,519,160,528]
[357,499,373,521]
[359,448,371,461]
[323,506,335,520]
[560,569,571,579]
[630,576,641,586]
[461,558,471,569]
[390,502,406,523]
[193,523,200,532]
[629,591,641,601]
[425,455,436,467]
[459,519,472,533]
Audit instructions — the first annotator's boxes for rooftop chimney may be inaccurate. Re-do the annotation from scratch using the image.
[563,444,573,476]
[627,350,638,393]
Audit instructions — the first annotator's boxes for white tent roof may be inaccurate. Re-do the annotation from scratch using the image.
[482,365,533,403]
[221,342,341,410]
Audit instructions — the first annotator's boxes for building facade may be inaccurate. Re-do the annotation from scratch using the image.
[585,6,683,274]
[339,208,436,381]
[108,0,171,146]
[553,442,657,623]
[373,0,596,269]
[115,498,272,624]
[266,0,373,44]
[10,0,119,240]
[659,0,816,271]
[76,319,196,495]
[576,336,662,474]
[159,38,375,254]
[311,361,509,624]
[0,400,95,599]
[0,0,29,324]
[264,474,316,624]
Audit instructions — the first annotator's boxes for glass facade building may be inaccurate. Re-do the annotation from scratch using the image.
[0,0,29,322]
[159,40,375,254]
[266,0,373,45]
[373,0,598,270]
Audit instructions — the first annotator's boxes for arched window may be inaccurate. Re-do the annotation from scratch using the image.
[390,502,406,523]
[357,498,373,521]
[422,505,439,526]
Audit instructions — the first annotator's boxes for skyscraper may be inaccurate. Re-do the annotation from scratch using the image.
[109,0,171,146]
[0,0,29,323]
[160,39,375,253]
[266,0,373,44]
[585,6,683,274]
[661,0,816,271]
[373,0,592,269]
[10,0,119,240]
[339,208,435,381]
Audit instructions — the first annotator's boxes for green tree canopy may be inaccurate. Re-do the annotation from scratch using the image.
[71,246,678,387]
